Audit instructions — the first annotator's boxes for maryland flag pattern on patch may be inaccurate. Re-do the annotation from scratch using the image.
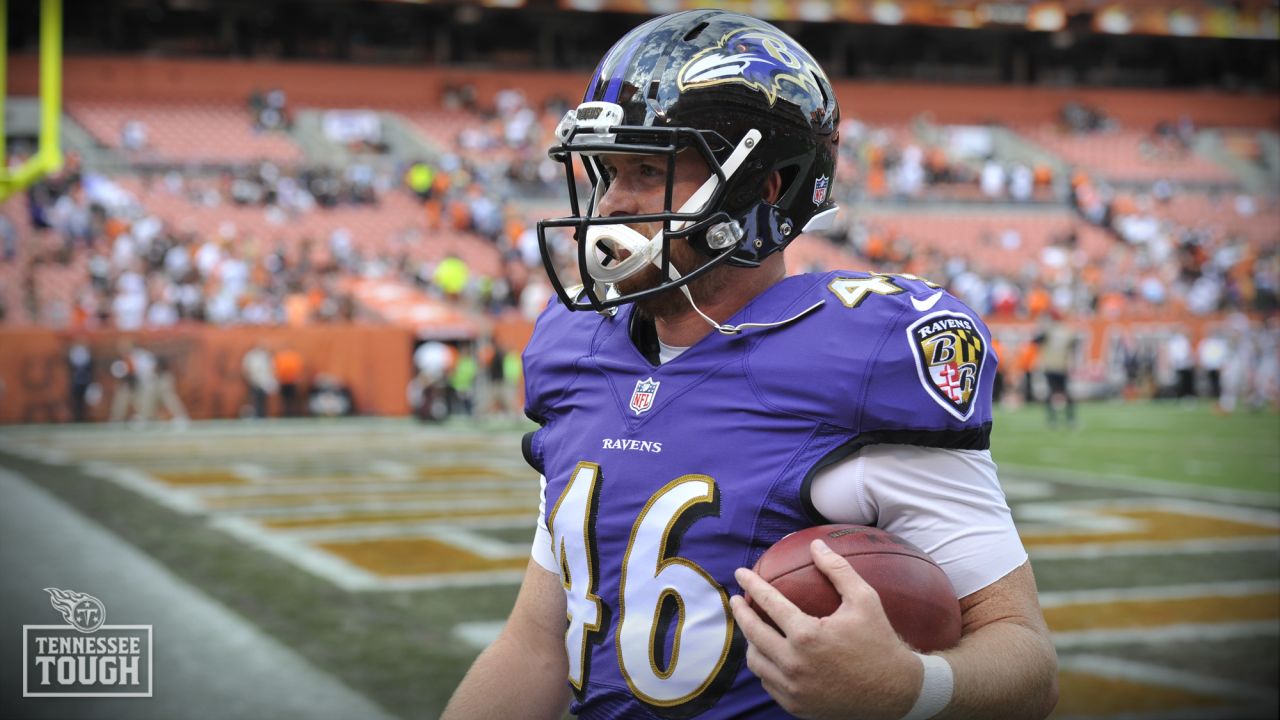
[907,310,988,420]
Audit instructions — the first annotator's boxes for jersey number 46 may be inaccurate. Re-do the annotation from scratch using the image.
[548,462,738,714]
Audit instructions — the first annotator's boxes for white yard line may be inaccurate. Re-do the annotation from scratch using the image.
[1015,496,1280,532]
[1058,654,1279,705]
[1030,536,1280,559]
[372,570,527,591]
[368,460,414,479]
[82,462,206,515]
[280,518,536,545]
[1000,463,1280,508]
[1053,621,1280,650]
[210,516,387,591]
[996,479,1058,499]
[184,478,531,497]
[453,621,507,650]
[230,463,271,482]
[211,496,536,519]
[1039,579,1280,607]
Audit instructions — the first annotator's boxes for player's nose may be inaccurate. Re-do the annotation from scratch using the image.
[595,183,632,218]
[595,174,645,219]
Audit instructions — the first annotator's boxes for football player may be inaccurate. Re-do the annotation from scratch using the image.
[444,10,1057,720]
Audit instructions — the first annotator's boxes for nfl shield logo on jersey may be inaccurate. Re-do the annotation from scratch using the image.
[906,311,988,421]
[629,377,660,415]
[812,175,829,205]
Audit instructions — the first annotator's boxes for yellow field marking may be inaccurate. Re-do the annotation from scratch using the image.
[150,471,247,486]
[1051,670,1228,717]
[50,442,378,458]
[203,489,532,510]
[262,507,535,529]
[47,435,504,461]
[1023,509,1278,546]
[241,475,391,484]
[1045,593,1280,633]
[318,538,529,576]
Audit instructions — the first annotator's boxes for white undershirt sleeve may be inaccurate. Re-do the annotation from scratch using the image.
[808,445,1027,599]
[530,474,559,573]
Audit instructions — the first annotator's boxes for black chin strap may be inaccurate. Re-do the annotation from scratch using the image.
[628,311,662,366]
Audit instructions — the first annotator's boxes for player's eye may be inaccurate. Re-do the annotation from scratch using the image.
[638,163,666,179]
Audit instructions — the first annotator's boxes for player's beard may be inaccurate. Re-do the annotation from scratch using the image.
[613,234,732,320]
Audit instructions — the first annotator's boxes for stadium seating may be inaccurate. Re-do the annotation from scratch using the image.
[69,100,303,164]
[137,189,500,278]
[854,211,1114,274]
[1018,125,1237,184]
[3,57,1276,334]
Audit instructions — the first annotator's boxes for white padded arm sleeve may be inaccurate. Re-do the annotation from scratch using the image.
[530,474,558,573]
[809,445,1027,599]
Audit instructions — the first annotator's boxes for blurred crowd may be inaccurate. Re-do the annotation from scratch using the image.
[837,117,1055,202]
[3,84,1278,420]
[11,161,361,331]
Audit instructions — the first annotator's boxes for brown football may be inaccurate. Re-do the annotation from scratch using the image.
[746,524,962,652]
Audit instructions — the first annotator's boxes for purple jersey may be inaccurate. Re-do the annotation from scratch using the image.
[522,271,995,719]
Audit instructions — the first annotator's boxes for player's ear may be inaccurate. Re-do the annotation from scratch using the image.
[763,171,782,204]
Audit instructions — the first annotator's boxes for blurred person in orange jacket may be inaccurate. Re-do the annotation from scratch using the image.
[274,346,304,417]
[1017,337,1040,407]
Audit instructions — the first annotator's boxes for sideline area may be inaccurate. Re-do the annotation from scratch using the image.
[0,466,396,720]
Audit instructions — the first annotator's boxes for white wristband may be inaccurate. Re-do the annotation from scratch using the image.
[900,652,954,720]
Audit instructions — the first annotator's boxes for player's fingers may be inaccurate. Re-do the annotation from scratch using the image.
[741,629,785,682]
[809,539,880,607]
[746,645,804,716]
[728,594,791,661]
[732,568,810,639]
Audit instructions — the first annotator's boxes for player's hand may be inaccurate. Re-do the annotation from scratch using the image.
[729,539,923,720]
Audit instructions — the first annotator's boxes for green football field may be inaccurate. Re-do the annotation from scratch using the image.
[992,401,1280,496]
[0,400,1276,719]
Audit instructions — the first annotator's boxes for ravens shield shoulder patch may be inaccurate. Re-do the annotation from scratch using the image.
[907,311,988,421]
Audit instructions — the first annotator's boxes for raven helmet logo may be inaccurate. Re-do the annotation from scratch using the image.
[629,377,661,415]
[907,311,988,421]
[677,27,825,107]
[45,588,106,633]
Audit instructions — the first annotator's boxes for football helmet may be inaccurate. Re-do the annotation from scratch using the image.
[536,10,840,313]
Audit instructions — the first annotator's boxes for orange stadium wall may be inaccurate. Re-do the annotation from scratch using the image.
[0,314,1244,424]
[0,325,413,424]
[7,56,1278,128]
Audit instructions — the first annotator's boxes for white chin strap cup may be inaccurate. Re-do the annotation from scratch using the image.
[584,224,659,284]
[582,128,762,287]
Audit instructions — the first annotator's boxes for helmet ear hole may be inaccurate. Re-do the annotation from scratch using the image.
[774,166,800,206]
[763,171,783,204]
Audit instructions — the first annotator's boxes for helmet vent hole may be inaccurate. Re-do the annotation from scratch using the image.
[647,81,661,101]
[683,22,709,42]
